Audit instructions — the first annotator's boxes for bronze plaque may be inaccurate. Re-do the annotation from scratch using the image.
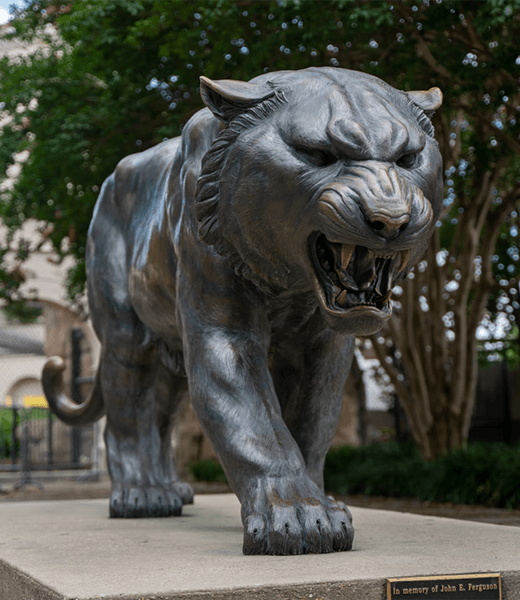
[387,573,502,599]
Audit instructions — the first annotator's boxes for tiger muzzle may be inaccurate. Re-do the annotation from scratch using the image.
[310,161,432,318]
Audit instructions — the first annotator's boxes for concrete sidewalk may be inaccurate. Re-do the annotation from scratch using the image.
[0,494,519,600]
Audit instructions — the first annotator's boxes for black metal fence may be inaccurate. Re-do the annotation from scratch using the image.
[0,326,100,484]
[0,406,95,472]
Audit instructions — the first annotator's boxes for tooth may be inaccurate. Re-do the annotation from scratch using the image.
[375,260,385,295]
[399,249,411,275]
[341,244,355,270]
[380,289,393,304]
[336,290,347,306]
[384,259,394,293]
[375,274,382,296]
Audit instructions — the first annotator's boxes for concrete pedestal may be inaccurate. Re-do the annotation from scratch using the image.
[0,494,519,600]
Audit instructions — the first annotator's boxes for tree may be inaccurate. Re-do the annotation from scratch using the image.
[360,2,520,458]
[1,0,519,458]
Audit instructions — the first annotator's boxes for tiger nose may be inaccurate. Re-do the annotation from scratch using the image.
[367,213,409,240]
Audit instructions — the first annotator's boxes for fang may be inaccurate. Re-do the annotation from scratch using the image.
[341,244,355,270]
[399,249,411,275]
[380,289,393,304]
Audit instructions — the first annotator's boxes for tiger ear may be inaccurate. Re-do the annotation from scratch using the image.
[406,87,443,115]
[200,76,276,122]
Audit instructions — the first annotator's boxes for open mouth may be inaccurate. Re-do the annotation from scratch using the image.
[309,233,410,315]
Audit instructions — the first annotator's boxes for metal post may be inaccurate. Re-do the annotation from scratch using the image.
[393,394,402,442]
[11,405,18,465]
[47,409,54,469]
[71,328,83,465]
[13,421,43,490]
[501,358,513,444]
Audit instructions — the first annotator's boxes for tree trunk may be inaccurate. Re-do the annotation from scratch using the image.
[371,231,484,460]
[367,125,520,460]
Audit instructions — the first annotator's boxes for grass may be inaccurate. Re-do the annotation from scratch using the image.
[188,441,520,510]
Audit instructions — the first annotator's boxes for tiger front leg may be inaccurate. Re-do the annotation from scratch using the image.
[183,318,354,555]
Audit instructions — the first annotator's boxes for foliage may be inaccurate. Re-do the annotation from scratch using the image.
[324,442,520,510]
[188,457,227,484]
[325,442,423,498]
[2,300,41,323]
[0,407,54,459]
[1,0,178,307]
[0,0,510,301]
[0,0,350,307]
[190,442,520,510]
[477,321,520,368]
[0,407,18,458]
[2,0,520,456]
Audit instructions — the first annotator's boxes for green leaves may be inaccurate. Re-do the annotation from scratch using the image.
[325,441,520,509]
[1,0,520,326]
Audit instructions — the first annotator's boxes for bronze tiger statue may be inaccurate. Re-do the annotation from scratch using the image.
[42,67,443,555]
